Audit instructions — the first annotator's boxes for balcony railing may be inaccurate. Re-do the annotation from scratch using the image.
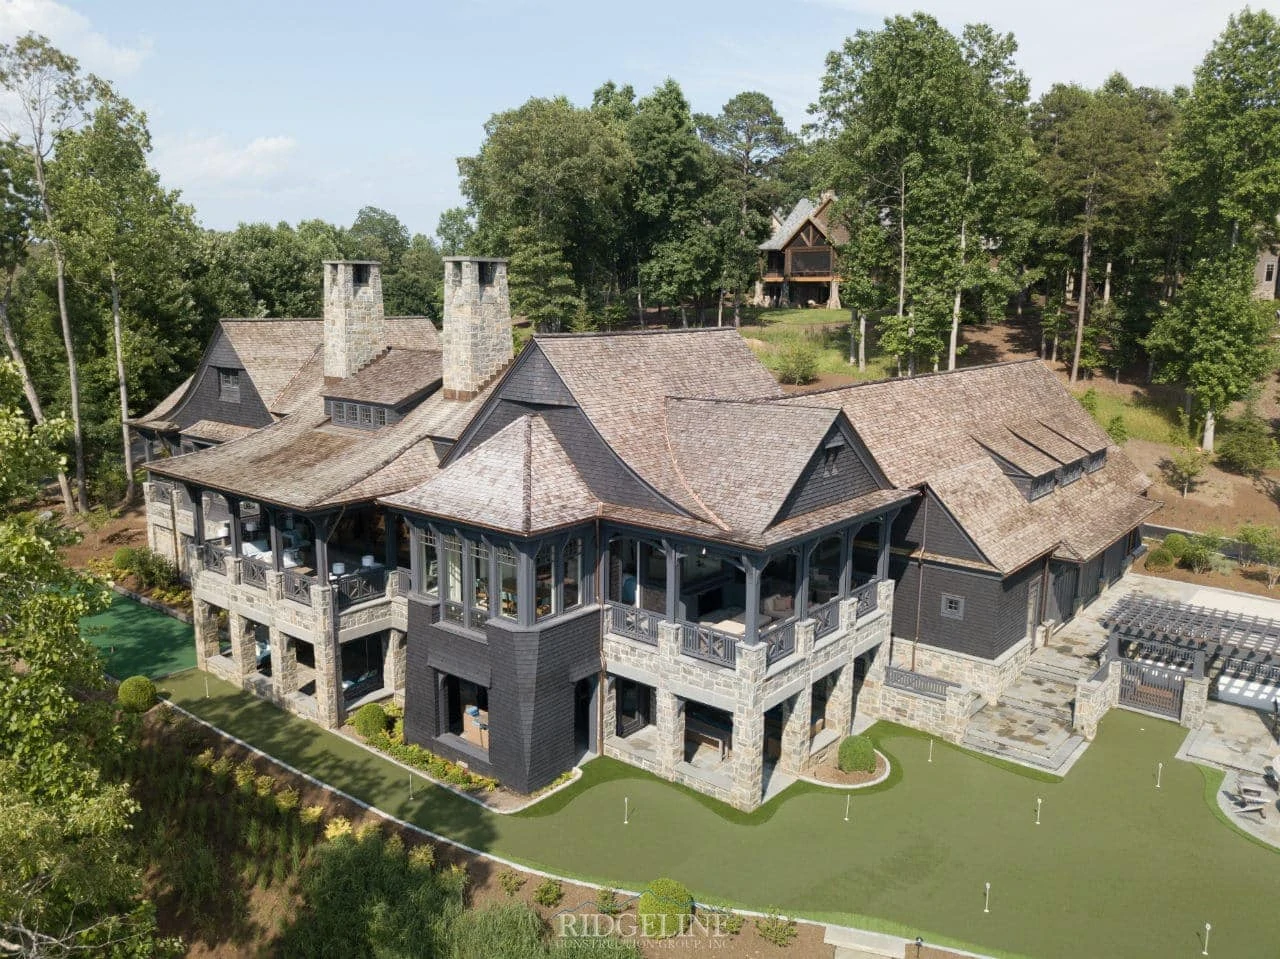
[607,601,661,645]
[198,543,229,576]
[811,596,842,639]
[681,622,738,668]
[241,554,270,589]
[885,666,956,701]
[334,566,388,609]
[389,567,411,598]
[852,579,879,617]
[763,618,796,665]
[282,569,315,606]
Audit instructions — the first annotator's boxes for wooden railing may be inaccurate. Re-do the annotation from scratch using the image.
[198,543,229,576]
[853,579,879,617]
[282,569,314,606]
[811,597,842,639]
[763,619,797,665]
[334,566,388,609]
[241,554,270,589]
[884,666,956,701]
[681,622,738,668]
[607,601,662,645]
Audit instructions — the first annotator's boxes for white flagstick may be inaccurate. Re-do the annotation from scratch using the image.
[928,739,934,763]
[984,882,990,914]
[409,774,414,801]
[624,796,629,825]
[1156,762,1163,789]
[204,674,210,698]
[1202,922,1211,956]
[844,795,851,822]
[1035,797,1042,825]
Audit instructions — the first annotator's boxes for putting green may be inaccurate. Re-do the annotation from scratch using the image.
[157,668,1277,959]
[81,593,195,679]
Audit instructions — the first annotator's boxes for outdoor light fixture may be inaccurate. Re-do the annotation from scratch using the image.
[915,936,924,958]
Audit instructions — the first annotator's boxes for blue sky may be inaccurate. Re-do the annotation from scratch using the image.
[2,0,1273,236]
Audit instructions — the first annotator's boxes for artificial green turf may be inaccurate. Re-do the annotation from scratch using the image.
[81,593,195,679]
[159,667,1279,959]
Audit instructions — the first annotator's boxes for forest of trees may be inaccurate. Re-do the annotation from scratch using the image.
[0,9,1277,519]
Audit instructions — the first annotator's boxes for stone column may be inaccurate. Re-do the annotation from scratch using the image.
[1180,675,1210,730]
[603,674,618,742]
[229,613,257,679]
[839,596,860,633]
[730,642,766,811]
[827,662,856,737]
[655,622,685,775]
[311,585,344,728]
[779,685,812,774]
[270,627,297,704]
[385,629,408,706]
[795,619,815,659]
[193,598,219,668]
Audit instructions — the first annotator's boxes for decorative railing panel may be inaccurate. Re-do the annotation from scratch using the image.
[240,555,270,589]
[1218,656,1280,686]
[852,579,879,617]
[334,566,388,609]
[884,666,955,701]
[763,619,797,665]
[681,622,737,668]
[282,569,315,607]
[198,544,229,576]
[811,597,841,639]
[607,601,661,645]
[1118,660,1183,718]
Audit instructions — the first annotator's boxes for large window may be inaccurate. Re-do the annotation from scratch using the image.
[471,542,490,617]
[535,543,555,618]
[534,537,587,622]
[419,529,438,596]
[563,539,582,609]
[442,535,463,624]
[496,546,518,619]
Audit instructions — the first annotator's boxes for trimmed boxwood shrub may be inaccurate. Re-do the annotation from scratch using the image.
[117,675,157,713]
[837,734,876,774]
[1144,546,1174,571]
[353,702,388,740]
[638,878,693,938]
[1161,533,1189,560]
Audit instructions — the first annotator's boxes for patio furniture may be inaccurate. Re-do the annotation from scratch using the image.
[362,554,376,567]
[1234,803,1267,820]
[331,561,346,576]
[1240,785,1264,801]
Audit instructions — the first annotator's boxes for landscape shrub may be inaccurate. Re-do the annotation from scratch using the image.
[1078,388,1099,415]
[1215,410,1278,476]
[774,341,818,385]
[499,868,526,896]
[353,702,388,740]
[274,787,300,817]
[595,888,620,916]
[450,902,544,959]
[408,843,436,871]
[637,878,693,938]
[1105,414,1128,443]
[1144,546,1174,571]
[754,910,798,947]
[1182,531,1224,574]
[1161,533,1189,559]
[234,760,257,792]
[323,816,353,841]
[117,675,158,713]
[532,878,563,907]
[112,545,139,571]
[300,804,325,828]
[837,734,876,774]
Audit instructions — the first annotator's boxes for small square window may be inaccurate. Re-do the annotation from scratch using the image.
[374,407,387,426]
[941,594,965,620]
[353,263,371,286]
[358,405,373,426]
[218,369,240,403]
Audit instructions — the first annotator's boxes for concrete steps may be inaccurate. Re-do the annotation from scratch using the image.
[962,723,1085,772]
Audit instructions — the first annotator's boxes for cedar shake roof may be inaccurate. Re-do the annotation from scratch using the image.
[132,375,192,431]
[324,349,443,407]
[777,360,1159,572]
[533,330,783,518]
[972,425,1060,477]
[383,416,600,536]
[759,197,816,251]
[662,397,840,535]
[180,420,257,444]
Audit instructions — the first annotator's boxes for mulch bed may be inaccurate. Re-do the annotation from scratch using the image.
[806,751,889,787]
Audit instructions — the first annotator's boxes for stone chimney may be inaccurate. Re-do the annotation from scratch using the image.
[442,257,513,400]
[323,260,385,383]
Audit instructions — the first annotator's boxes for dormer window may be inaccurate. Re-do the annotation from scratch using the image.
[1085,450,1106,473]
[1029,473,1055,501]
[328,398,393,429]
[218,368,240,403]
[1059,459,1084,486]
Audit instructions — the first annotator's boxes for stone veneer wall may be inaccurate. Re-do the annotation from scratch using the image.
[888,633,1035,703]
[1180,675,1210,729]
[1072,662,1120,740]
[441,259,513,399]
[323,261,385,381]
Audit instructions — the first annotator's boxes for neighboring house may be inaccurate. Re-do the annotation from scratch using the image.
[1255,246,1279,300]
[755,192,847,310]
[135,256,1154,811]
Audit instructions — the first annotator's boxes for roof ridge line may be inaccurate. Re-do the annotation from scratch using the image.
[535,327,740,339]
[768,358,1045,399]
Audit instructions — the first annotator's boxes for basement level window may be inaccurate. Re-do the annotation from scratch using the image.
[941,594,965,621]
[217,368,240,403]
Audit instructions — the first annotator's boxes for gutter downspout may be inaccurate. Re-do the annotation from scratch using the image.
[912,494,928,672]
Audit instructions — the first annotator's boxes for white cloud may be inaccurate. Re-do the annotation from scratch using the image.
[0,0,151,75]
[802,0,1268,93]
[153,132,300,190]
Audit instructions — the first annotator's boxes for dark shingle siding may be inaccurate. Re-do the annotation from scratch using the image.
[891,558,1008,659]
[774,425,881,523]
[175,356,273,431]
[892,492,985,565]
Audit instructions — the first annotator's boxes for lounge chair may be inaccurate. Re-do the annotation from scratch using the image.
[1234,803,1267,820]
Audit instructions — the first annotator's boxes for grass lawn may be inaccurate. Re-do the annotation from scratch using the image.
[740,307,894,382]
[160,668,1277,959]
[82,593,195,680]
[1070,385,1182,445]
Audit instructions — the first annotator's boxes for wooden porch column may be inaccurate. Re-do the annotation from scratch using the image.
[268,507,284,572]
[408,525,423,593]
[664,539,681,623]
[227,496,242,557]
[876,513,894,581]
[839,525,856,598]
[743,560,762,644]
[797,543,811,620]
[312,514,331,580]
[384,509,399,570]
[187,485,204,545]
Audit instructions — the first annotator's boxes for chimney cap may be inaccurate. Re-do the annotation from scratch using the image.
[442,256,508,264]
[322,259,382,266]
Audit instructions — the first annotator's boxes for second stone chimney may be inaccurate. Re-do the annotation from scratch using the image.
[323,260,385,383]
[442,257,513,400]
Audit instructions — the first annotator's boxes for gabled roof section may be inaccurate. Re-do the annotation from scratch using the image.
[383,415,599,536]
[131,375,192,430]
[662,397,839,535]
[1007,419,1088,465]
[776,360,1158,572]
[218,319,325,409]
[759,197,816,251]
[324,349,443,407]
[532,330,783,518]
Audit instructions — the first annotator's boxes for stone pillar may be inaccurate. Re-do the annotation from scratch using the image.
[826,279,841,310]
[730,642,766,811]
[603,674,618,741]
[385,629,407,706]
[655,622,685,775]
[193,598,219,668]
[827,662,856,737]
[1181,676,1210,730]
[229,614,257,679]
[270,627,297,703]
[795,619,815,659]
[779,684,812,774]
[839,596,860,633]
[311,585,344,729]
